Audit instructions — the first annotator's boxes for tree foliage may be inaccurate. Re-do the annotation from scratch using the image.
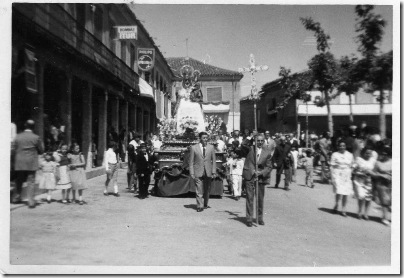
[355,5,386,59]
[300,17,331,53]
[337,55,362,96]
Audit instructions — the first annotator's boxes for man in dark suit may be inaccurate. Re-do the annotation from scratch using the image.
[242,134,272,227]
[12,119,44,207]
[272,136,293,190]
[136,143,155,199]
[189,132,217,212]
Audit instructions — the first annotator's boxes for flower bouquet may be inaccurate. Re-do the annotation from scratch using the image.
[205,115,223,135]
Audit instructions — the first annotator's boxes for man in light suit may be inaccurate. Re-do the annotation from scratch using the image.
[242,134,272,227]
[12,119,44,207]
[263,130,276,155]
[189,132,217,212]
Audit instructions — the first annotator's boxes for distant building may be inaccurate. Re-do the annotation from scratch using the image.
[12,3,174,166]
[240,75,392,137]
[166,57,243,132]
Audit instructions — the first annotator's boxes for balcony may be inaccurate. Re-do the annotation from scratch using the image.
[13,3,138,89]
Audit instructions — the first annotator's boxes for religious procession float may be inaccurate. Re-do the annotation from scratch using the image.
[153,64,227,197]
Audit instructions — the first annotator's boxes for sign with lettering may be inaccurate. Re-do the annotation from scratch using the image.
[114,26,137,40]
[137,48,155,71]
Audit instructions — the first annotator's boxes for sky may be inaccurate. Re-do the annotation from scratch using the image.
[131,4,393,97]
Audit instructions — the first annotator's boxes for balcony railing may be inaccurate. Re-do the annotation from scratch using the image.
[13,3,138,89]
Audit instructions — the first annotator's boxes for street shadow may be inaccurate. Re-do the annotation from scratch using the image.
[184,204,198,211]
[318,207,382,223]
[267,186,283,189]
[222,210,256,226]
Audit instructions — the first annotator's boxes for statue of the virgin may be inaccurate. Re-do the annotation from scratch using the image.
[174,65,205,134]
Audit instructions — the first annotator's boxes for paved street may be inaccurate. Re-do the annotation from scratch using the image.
[10,167,391,267]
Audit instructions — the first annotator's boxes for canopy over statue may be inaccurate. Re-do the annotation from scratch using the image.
[174,64,206,134]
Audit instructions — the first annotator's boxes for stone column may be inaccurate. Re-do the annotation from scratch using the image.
[34,60,45,140]
[121,100,128,161]
[111,96,119,134]
[82,82,93,170]
[64,72,72,145]
[97,91,108,166]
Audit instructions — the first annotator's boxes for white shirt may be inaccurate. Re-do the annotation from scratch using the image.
[216,140,226,152]
[226,158,245,176]
[152,140,162,150]
[105,148,118,170]
[199,143,207,156]
[144,153,149,161]
[129,139,144,149]
[256,147,262,160]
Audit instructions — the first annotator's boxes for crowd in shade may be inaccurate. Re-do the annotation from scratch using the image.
[10,119,392,226]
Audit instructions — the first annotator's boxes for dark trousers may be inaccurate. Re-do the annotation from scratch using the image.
[245,180,265,223]
[15,170,36,206]
[194,172,212,209]
[138,174,151,197]
[275,164,292,188]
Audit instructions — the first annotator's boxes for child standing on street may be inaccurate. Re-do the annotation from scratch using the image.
[136,143,154,199]
[301,149,314,188]
[69,143,88,205]
[226,149,245,200]
[127,144,137,192]
[104,141,120,197]
[54,144,72,203]
[39,152,59,203]
[290,146,299,182]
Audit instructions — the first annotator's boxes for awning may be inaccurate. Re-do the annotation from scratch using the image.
[297,104,392,116]
[202,103,230,113]
[139,77,154,101]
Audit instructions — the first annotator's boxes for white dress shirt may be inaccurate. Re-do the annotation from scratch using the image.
[105,148,118,170]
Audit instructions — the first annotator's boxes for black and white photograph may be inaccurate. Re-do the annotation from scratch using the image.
[1,0,399,274]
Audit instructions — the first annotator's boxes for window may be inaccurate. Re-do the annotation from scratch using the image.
[207,87,222,102]
[130,44,135,69]
[109,17,116,53]
[94,6,103,41]
[76,4,85,28]
[120,40,126,62]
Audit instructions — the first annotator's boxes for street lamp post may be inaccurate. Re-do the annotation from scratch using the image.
[238,54,268,225]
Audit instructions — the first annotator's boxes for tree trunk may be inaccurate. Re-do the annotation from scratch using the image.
[325,90,334,137]
[349,94,354,124]
[379,89,386,139]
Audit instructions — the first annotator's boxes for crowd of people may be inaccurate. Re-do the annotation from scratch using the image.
[214,125,392,226]
[11,119,392,227]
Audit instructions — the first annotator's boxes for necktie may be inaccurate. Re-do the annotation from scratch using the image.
[203,146,206,157]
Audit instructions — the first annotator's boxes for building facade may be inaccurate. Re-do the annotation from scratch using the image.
[240,77,392,137]
[12,3,174,167]
[166,57,243,132]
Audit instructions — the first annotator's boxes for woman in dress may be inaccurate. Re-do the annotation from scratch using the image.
[38,152,59,203]
[330,140,354,216]
[352,147,377,220]
[68,143,88,205]
[372,146,392,226]
[53,144,72,204]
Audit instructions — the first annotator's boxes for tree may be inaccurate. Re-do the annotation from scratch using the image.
[337,55,362,124]
[301,17,340,137]
[355,5,390,139]
[278,67,312,146]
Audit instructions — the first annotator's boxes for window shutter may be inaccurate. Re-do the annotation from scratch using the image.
[207,87,222,102]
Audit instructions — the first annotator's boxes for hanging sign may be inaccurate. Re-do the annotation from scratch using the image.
[114,26,137,40]
[137,48,155,71]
